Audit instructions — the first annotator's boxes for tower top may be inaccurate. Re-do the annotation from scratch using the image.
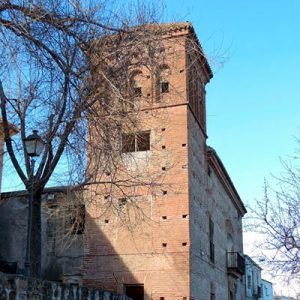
[0,119,18,139]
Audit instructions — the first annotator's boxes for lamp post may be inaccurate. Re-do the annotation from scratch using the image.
[23,130,44,277]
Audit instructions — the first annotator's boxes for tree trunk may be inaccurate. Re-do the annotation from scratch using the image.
[30,191,42,278]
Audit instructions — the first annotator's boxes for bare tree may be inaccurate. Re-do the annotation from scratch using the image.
[0,0,166,277]
[248,154,300,286]
[0,0,214,280]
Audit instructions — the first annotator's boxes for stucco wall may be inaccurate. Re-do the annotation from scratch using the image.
[261,279,273,300]
[0,190,83,282]
[0,272,129,300]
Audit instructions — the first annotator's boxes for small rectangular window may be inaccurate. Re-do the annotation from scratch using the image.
[134,87,142,97]
[161,82,169,93]
[118,198,127,208]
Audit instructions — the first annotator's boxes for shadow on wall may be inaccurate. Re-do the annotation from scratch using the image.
[0,191,84,282]
[0,193,28,268]
[0,191,148,300]
[82,209,150,300]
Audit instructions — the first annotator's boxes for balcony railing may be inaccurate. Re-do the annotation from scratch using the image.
[254,286,262,298]
[227,252,245,275]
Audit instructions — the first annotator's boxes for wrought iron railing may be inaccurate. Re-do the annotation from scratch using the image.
[227,252,245,275]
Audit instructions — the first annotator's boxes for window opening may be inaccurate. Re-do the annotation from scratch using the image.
[122,131,150,153]
[122,133,135,153]
[161,82,169,93]
[137,131,150,151]
[125,285,144,300]
[134,87,142,97]
[247,275,252,289]
[118,198,127,209]
[209,217,215,263]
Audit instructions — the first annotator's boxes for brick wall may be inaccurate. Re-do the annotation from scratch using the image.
[83,23,246,300]
[83,29,192,300]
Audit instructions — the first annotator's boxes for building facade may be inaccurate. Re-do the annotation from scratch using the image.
[0,22,247,300]
[83,23,247,300]
[245,255,262,300]
[0,187,84,280]
[261,279,273,300]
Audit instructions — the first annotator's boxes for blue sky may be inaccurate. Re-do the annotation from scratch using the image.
[163,0,300,205]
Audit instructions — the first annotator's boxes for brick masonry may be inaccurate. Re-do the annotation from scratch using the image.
[83,23,247,300]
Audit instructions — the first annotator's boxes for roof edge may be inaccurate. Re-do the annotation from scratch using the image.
[1,185,80,199]
[207,146,247,216]
[0,119,19,137]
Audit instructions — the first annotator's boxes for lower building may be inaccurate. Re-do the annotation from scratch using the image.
[0,187,83,281]
[245,255,262,300]
[261,279,273,300]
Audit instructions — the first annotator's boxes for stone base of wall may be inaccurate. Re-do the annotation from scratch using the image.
[0,272,129,300]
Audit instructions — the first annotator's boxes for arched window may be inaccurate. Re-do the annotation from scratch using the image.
[227,233,234,252]
[129,70,143,98]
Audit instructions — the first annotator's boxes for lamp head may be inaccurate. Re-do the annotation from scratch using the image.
[24,130,44,157]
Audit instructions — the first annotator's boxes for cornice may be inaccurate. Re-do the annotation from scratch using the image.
[207,146,247,216]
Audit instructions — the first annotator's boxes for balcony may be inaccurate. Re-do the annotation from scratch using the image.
[254,286,262,299]
[227,252,245,276]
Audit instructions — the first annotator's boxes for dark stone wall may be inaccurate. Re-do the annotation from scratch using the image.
[0,272,131,300]
[0,189,84,283]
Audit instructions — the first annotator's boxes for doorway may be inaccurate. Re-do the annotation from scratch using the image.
[125,284,144,300]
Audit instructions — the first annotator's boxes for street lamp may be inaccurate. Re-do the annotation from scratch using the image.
[23,130,44,277]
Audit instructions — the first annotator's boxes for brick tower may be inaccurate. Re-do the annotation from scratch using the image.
[83,23,246,300]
